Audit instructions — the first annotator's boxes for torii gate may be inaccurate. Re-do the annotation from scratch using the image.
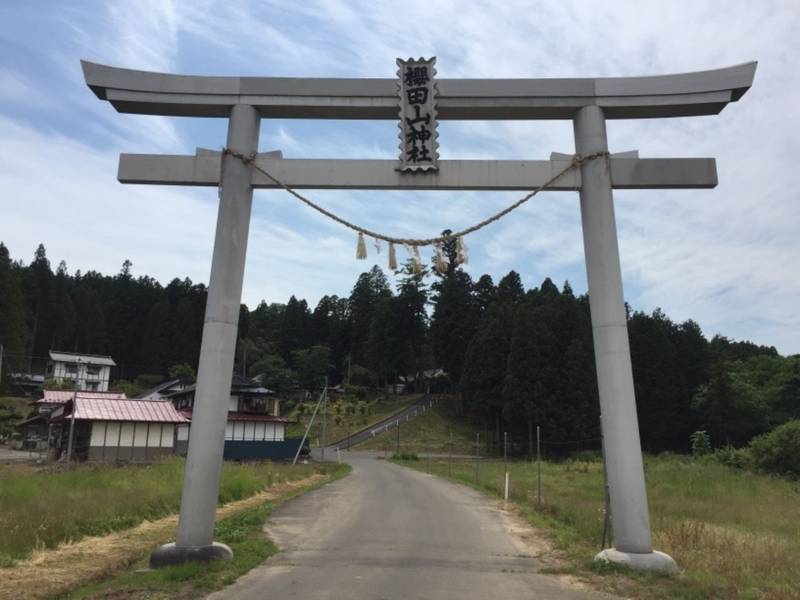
[82,59,755,573]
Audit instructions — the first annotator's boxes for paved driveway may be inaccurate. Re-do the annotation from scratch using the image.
[0,446,38,462]
[208,452,615,600]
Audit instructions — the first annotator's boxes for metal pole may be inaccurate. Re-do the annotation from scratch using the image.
[66,391,77,464]
[574,105,675,570]
[503,431,507,471]
[321,376,328,462]
[293,384,326,465]
[503,431,508,500]
[536,425,542,506]
[448,428,452,477]
[425,427,430,471]
[475,432,480,484]
[152,104,260,567]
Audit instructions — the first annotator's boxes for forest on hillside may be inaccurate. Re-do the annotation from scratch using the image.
[1,240,798,454]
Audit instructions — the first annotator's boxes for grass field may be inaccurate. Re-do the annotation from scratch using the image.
[286,393,421,446]
[63,464,350,600]
[355,399,481,454]
[0,457,330,566]
[396,455,800,600]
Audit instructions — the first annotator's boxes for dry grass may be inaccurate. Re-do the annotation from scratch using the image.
[656,520,798,599]
[0,457,318,563]
[0,473,327,600]
[398,455,800,599]
[355,400,480,454]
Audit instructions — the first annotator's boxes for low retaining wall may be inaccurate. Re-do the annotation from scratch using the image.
[223,438,303,461]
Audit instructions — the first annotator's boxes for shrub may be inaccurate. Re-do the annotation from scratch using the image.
[43,377,76,390]
[571,450,603,462]
[690,430,712,456]
[346,385,370,401]
[391,452,419,461]
[748,420,800,477]
[711,445,751,469]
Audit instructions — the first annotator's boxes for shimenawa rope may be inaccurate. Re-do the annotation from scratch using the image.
[220,148,608,272]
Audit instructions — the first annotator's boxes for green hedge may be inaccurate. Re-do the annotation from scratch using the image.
[747,420,800,477]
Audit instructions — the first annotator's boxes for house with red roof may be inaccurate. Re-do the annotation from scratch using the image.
[48,396,188,462]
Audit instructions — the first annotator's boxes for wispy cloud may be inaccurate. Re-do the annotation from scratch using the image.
[1,0,799,353]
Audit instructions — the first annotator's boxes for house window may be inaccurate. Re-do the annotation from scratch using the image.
[87,366,100,377]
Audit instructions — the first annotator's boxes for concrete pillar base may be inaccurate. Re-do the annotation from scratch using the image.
[595,548,678,574]
[149,541,233,568]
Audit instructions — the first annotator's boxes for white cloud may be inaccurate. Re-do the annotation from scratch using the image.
[1,0,799,354]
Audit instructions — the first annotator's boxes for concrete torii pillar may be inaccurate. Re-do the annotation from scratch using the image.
[150,104,261,565]
[574,106,673,570]
[81,59,756,573]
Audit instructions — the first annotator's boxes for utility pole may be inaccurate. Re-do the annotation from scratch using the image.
[321,376,328,462]
[293,382,327,465]
[396,419,400,455]
[0,344,4,389]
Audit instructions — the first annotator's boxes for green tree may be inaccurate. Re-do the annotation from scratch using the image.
[251,353,297,397]
[0,243,29,382]
[628,309,688,451]
[348,266,391,367]
[292,345,331,393]
[692,360,769,447]
[366,296,395,388]
[168,363,196,382]
[24,243,55,366]
[430,269,476,388]
[392,260,430,389]
[51,260,76,351]
[503,299,560,458]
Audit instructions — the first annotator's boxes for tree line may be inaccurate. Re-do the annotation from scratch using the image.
[1,241,797,454]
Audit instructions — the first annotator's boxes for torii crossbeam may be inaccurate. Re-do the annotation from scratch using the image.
[82,59,756,573]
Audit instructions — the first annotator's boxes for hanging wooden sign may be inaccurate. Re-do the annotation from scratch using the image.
[396,57,439,172]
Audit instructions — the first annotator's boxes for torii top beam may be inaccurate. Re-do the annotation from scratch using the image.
[82,60,756,120]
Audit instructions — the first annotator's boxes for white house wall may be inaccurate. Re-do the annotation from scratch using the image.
[51,361,111,391]
[89,421,176,448]
[221,420,284,441]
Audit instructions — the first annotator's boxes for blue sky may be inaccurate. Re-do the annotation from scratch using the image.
[1,1,799,354]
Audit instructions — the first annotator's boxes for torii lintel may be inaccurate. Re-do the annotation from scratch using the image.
[117,152,718,191]
[81,60,756,120]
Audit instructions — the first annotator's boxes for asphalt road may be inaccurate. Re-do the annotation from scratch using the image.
[208,452,615,600]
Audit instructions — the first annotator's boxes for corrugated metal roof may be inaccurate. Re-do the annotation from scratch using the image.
[48,350,116,366]
[73,398,188,423]
[38,390,127,404]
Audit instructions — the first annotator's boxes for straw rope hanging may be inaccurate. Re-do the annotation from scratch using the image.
[221,148,609,273]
